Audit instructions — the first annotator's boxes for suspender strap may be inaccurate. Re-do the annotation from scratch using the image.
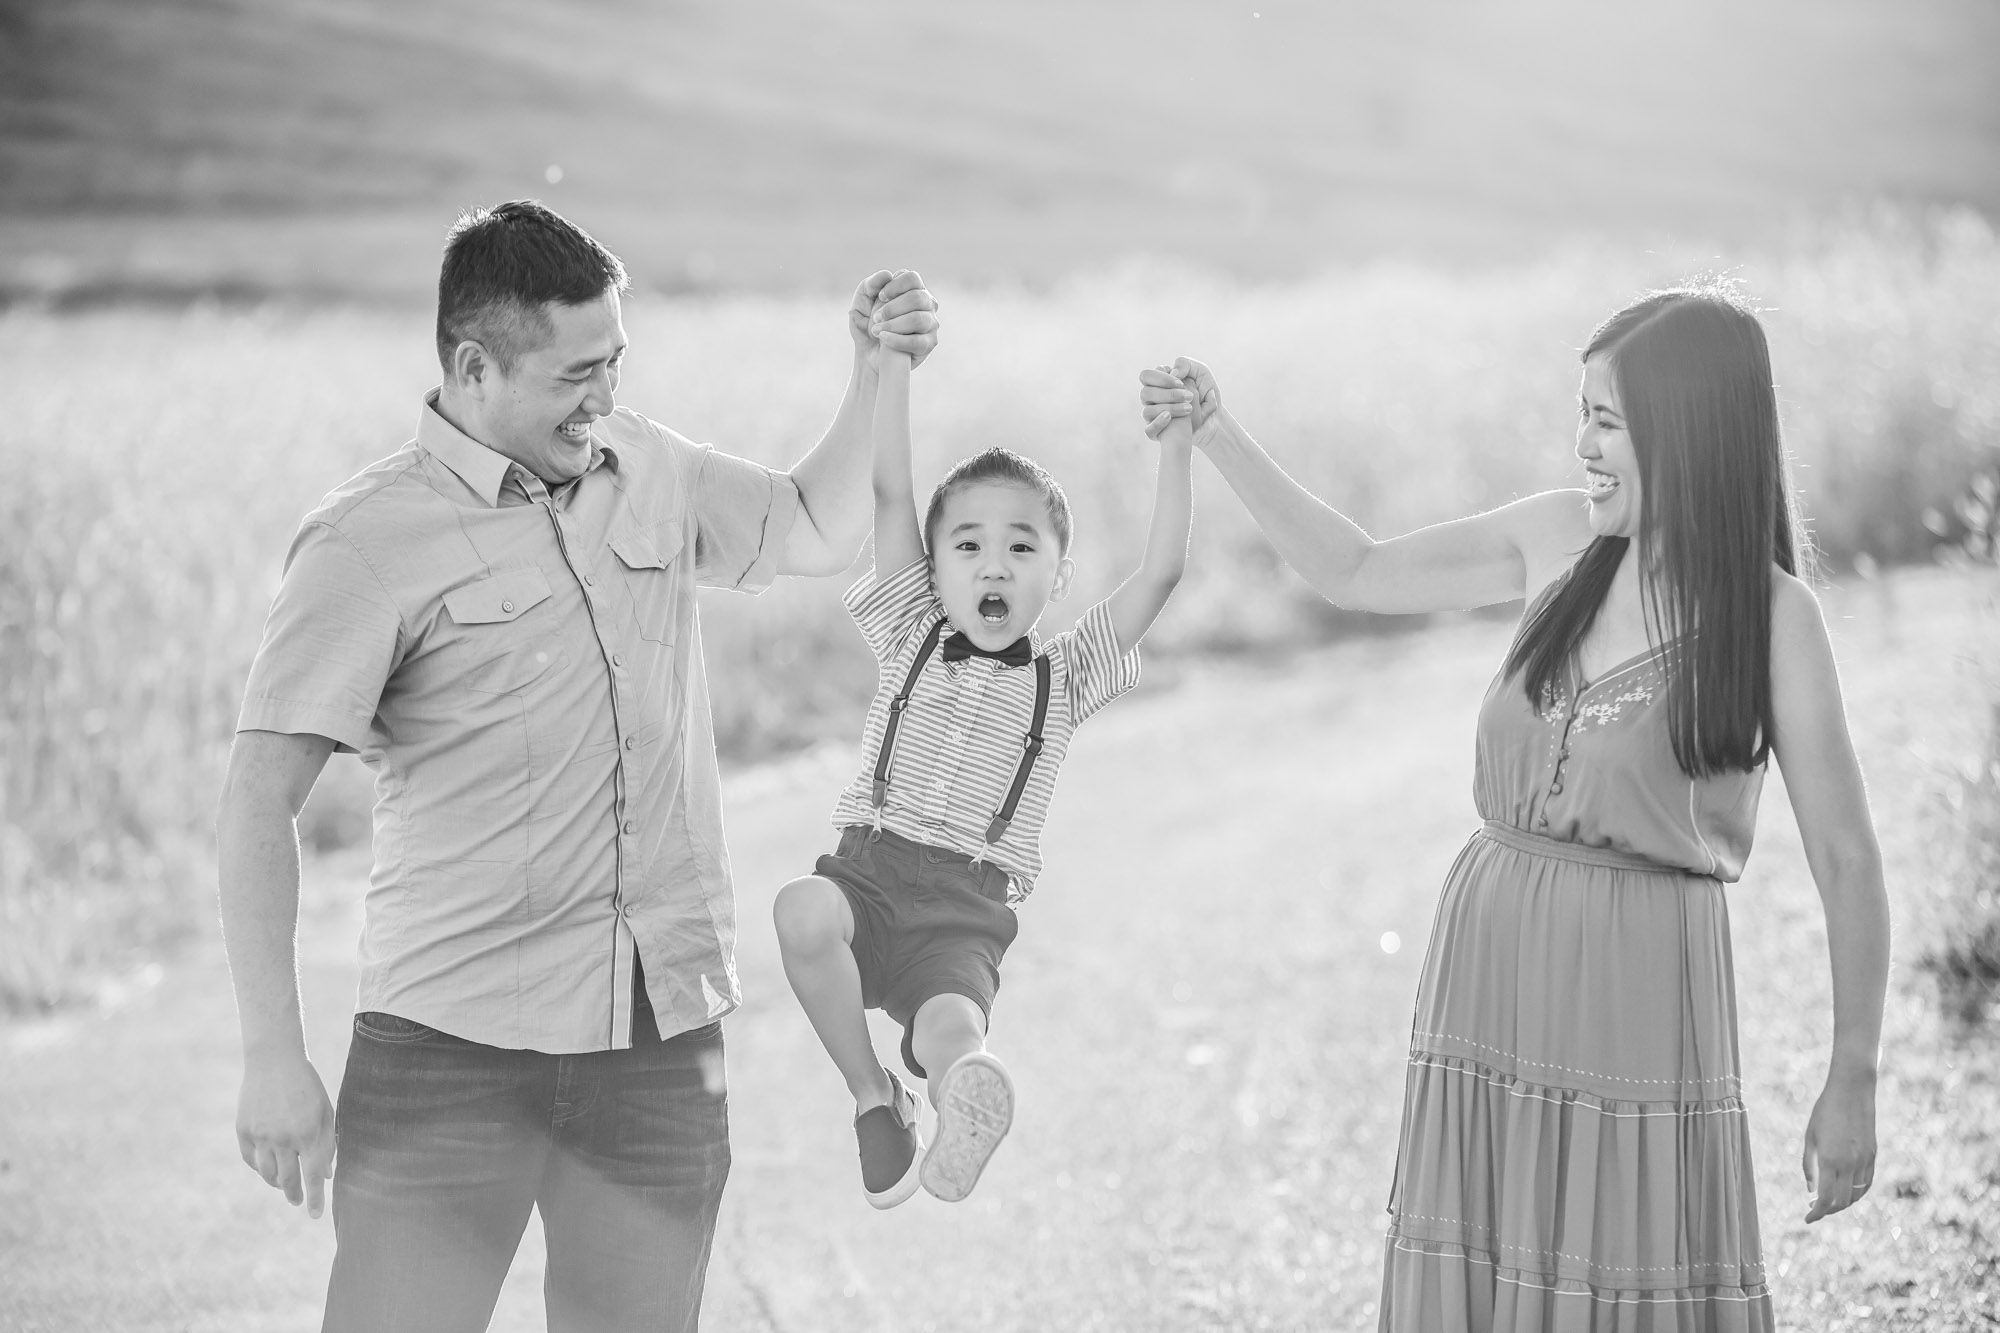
[870,620,945,815]
[982,654,1050,845]
[869,619,1052,856]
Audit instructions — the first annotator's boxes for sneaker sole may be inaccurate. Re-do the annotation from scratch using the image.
[920,1053,1013,1203]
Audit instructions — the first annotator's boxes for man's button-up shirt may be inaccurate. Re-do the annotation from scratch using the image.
[236,393,799,1052]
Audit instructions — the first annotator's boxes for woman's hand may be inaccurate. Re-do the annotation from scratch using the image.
[1801,1067,1877,1222]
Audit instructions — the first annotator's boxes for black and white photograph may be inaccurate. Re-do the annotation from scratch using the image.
[1,2,1997,1329]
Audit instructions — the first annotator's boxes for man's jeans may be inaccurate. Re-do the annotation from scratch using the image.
[322,1012,730,1333]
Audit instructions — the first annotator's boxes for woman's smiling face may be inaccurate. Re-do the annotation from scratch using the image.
[928,481,1073,648]
[1577,353,1642,541]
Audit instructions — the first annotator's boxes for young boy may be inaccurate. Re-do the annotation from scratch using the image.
[773,345,1195,1208]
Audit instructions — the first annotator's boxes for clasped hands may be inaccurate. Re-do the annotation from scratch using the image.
[1139,357,1226,445]
[851,269,941,367]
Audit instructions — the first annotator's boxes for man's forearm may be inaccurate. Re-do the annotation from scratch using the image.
[788,350,880,571]
[217,790,310,1058]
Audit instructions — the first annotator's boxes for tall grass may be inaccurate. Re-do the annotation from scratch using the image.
[2,211,1996,1009]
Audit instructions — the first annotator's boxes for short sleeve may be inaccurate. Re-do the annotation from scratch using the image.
[687,440,800,593]
[236,521,404,753]
[1051,598,1141,724]
[841,558,940,663]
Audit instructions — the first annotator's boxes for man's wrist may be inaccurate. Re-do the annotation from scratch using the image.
[241,1018,311,1064]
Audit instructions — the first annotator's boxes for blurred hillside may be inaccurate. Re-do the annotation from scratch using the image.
[2,0,1997,301]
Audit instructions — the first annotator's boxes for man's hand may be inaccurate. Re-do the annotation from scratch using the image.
[851,269,941,368]
[237,1047,337,1219]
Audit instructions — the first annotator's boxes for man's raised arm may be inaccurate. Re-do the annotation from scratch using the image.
[780,270,940,576]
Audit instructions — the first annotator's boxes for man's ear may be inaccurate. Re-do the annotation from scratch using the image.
[1049,556,1076,603]
[451,340,497,399]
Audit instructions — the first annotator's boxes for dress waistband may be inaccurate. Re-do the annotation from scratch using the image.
[1478,820,1689,875]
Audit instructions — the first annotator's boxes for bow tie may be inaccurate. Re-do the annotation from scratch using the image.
[941,631,1034,667]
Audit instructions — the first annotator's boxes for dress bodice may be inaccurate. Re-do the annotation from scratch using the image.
[1473,644,1765,881]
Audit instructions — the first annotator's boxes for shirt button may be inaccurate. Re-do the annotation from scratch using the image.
[501,600,515,613]
[1549,782,1564,795]
[624,736,637,750]
[583,573,595,586]
[612,654,626,668]
[623,820,637,835]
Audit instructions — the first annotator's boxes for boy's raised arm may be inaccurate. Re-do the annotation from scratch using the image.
[1107,379,1195,653]
[871,349,926,573]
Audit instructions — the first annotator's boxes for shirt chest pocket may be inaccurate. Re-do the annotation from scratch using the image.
[439,567,567,695]
[608,519,686,644]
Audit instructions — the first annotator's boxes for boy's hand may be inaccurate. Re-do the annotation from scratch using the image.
[850,269,941,368]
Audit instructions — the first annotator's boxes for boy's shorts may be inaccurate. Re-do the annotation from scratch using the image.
[813,824,1020,1079]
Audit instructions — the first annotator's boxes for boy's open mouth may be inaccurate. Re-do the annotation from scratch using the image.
[978,594,1010,624]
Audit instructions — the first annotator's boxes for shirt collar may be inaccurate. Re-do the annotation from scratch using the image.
[417,390,618,508]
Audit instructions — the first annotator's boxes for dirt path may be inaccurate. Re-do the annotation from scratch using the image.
[3,570,1993,1331]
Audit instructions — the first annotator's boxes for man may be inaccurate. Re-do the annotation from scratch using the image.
[215,199,938,1331]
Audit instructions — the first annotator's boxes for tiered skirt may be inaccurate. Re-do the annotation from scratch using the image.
[1380,822,1772,1332]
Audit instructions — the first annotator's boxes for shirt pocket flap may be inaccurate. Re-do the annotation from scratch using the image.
[442,567,552,625]
[610,519,685,572]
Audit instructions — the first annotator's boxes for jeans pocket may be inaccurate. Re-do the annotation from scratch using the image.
[354,1011,442,1044]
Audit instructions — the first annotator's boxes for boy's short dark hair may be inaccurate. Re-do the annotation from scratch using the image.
[923,448,1074,557]
[436,200,629,374]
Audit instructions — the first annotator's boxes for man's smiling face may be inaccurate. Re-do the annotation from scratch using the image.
[462,289,627,484]
[929,481,1073,649]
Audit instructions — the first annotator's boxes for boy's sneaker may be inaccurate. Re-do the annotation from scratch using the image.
[856,1068,925,1209]
[920,1051,1015,1203]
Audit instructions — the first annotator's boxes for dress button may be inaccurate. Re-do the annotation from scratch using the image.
[623,820,638,835]
[1549,782,1564,795]
[501,600,515,613]
[624,736,637,750]
[583,574,594,586]
[612,654,626,668]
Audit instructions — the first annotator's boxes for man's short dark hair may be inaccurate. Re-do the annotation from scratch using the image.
[436,200,629,373]
[923,448,1074,557]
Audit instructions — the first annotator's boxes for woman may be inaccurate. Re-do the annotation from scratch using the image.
[1140,287,1888,1331]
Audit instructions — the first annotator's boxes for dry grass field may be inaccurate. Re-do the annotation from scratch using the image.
[2,211,1995,1013]
[0,565,1993,1331]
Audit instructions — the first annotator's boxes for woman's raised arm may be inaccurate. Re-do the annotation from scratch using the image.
[1140,360,1591,615]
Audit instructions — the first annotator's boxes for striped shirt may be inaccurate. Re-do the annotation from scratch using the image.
[829,558,1141,903]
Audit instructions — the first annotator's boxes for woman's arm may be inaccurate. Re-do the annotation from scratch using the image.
[1140,361,1590,614]
[1106,402,1195,654]
[870,349,925,573]
[1767,571,1890,1223]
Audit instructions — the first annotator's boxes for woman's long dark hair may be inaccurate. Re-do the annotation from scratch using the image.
[1503,286,1803,778]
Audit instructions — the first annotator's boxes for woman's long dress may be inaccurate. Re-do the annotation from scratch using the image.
[1379,643,1773,1331]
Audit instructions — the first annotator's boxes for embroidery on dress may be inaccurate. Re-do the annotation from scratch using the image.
[1571,669,1660,734]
